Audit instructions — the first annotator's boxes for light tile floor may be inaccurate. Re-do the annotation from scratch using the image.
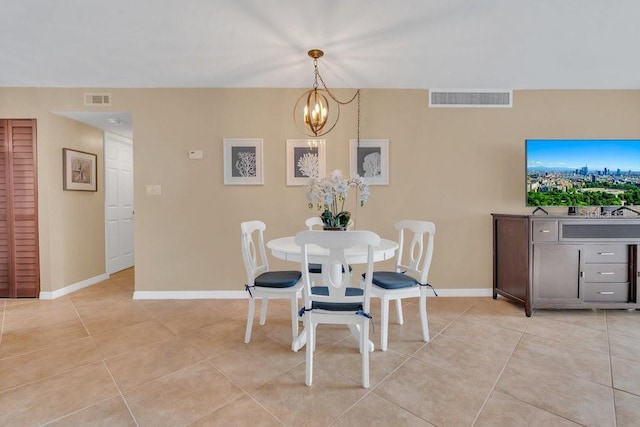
[1,268,639,426]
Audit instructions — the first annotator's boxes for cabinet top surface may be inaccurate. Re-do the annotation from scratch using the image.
[492,213,640,223]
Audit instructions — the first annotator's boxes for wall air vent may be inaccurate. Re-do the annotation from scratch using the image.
[83,93,112,106]
[429,90,512,108]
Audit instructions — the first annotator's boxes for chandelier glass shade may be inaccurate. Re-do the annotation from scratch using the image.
[304,89,328,135]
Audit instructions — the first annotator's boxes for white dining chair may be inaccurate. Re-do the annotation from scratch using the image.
[367,220,436,351]
[241,220,303,345]
[305,216,324,230]
[296,229,380,388]
[304,216,353,284]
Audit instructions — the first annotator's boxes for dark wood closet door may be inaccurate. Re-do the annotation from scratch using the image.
[0,120,9,297]
[0,119,39,298]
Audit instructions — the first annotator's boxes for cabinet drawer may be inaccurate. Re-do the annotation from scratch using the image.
[532,220,558,242]
[583,245,628,263]
[582,264,628,282]
[584,282,629,302]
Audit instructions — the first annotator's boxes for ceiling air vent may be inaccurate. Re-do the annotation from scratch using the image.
[429,90,512,108]
[83,93,112,106]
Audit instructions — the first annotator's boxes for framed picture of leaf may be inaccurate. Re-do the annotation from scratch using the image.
[223,138,264,185]
[349,139,389,185]
[286,139,326,186]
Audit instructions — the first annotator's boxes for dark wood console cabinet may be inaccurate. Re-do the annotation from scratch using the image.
[492,214,640,316]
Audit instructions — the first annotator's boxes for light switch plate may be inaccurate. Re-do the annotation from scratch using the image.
[146,184,161,196]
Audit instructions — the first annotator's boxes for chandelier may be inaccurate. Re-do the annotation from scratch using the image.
[293,49,360,138]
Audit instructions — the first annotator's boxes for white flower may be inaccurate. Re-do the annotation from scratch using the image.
[305,169,370,227]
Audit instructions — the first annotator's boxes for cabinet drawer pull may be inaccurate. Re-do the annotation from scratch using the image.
[597,252,615,256]
[598,272,615,275]
[598,291,615,295]
[540,230,551,233]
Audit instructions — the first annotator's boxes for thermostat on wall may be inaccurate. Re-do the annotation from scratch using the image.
[189,150,203,160]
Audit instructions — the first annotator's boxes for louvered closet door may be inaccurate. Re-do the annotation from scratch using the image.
[0,119,39,298]
[0,121,9,297]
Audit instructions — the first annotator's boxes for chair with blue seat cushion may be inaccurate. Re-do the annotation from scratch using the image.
[366,220,436,351]
[241,220,303,345]
[295,229,380,388]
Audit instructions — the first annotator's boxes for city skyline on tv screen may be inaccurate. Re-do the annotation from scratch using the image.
[526,139,640,207]
[527,139,640,173]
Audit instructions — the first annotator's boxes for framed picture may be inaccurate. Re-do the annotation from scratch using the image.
[223,138,264,185]
[349,139,389,185]
[286,139,326,186]
[63,148,97,191]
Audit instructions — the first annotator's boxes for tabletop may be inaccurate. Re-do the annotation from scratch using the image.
[267,235,398,264]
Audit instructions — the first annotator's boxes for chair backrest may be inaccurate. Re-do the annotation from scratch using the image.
[240,220,269,285]
[305,216,355,230]
[295,230,380,310]
[394,220,435,285]
[305,216,324,230]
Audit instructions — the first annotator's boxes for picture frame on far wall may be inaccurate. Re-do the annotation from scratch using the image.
[63,148,97,191]
[286,139,326,186]
[349,139,389,185]
[223,138,264,185]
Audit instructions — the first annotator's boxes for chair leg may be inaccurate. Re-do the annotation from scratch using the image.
[305,319,314,386]
[290,295,299,342]
[244,296,256,343]
[362,319,370,388]
[380,296,390,352]
[419,292,430,342]
[395,299,404,325]
[259,297,269,325]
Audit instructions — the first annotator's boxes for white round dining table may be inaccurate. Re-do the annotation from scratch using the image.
[267,236,398,264]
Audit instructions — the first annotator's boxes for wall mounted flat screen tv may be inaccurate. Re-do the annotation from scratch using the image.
[526,139,640,207]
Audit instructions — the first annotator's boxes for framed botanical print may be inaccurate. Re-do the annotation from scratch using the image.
[286,139,326,186]
[223,138,264,185]
[63,148,98,191]
[349,139,389,185]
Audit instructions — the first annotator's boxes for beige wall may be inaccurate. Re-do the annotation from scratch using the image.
[1,87,639,294]
[0,89,106,293]
[47,115,105,290]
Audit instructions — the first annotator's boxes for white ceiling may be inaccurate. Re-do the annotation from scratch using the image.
[3,0,640,136]
[2,0,640,90]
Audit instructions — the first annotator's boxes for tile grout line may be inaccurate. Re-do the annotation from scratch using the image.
[69,295,141,427]
[0,299,5,348]
[606,310,619,427]
[201,357,289,426]
[470,311,530,426]
[360,301,479,425]
[470,309,604,426]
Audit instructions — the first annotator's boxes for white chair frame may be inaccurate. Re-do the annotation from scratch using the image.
[296,230,380,388]
[241,220,302,345]
[371,220,435,351]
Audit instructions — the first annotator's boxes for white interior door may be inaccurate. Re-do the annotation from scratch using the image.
[105,132,134,274]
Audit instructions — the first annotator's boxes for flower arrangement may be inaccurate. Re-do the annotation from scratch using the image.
[306,169,370,229]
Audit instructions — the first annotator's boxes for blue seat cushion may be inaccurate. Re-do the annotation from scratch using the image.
[308,263,352,274]
[364,271,418,290]
[310,286,363,311]
[255,270,301,288]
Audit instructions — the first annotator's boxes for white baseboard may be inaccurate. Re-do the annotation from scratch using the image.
[39,273,110,300]
[132,288,491,300]
[432,288,493,297]
[133,290,248,300]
